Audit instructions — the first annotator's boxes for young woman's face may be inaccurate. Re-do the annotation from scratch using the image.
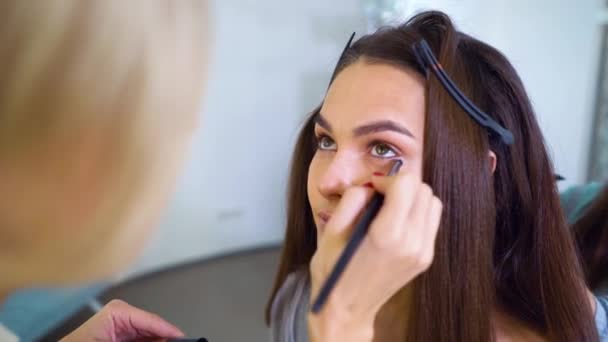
[308,60,427,236]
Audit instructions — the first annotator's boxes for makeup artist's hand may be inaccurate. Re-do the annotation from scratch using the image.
[60,299,184,342]
[308,173,443,342]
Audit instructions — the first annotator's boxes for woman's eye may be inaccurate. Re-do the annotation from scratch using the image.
[371,143,397,158]
[317,135,337,151]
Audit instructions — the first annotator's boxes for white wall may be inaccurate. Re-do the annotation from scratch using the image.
[127,0,603,277]
[489,0,602,186]
[127,0,368,277]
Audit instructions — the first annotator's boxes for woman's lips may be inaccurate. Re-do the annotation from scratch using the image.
[317,211,332,228]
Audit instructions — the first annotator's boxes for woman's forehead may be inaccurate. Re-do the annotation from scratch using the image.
[320,61,426,134]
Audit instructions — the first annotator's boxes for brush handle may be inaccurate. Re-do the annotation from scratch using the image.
[311,160,403,313]
[311,193,384,313]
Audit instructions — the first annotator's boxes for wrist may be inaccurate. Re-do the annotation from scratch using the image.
[307,305,375,342]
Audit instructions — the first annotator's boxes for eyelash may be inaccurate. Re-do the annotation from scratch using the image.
[314,134,336,151]
[314,133,401,159]
[367,140,400,159]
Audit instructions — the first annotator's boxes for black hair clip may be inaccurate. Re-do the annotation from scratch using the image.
[327,32,356,88]
[412,39,515,145]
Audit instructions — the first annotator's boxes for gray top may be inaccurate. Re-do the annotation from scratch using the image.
[598,295,608,341]
[270,269,310,342]
[270,269,608,342]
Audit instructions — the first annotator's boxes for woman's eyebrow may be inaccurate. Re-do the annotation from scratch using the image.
[352,120,416,139]
[315,112,415,140]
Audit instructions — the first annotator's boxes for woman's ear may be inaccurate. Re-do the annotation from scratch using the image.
[489,151,497,174]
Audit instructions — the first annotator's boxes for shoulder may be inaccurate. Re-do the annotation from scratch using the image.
[269,269,311,342]
[596,295,608,340]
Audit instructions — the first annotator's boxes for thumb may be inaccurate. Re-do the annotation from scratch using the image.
[106,300,185,339]
[370,172,420,215]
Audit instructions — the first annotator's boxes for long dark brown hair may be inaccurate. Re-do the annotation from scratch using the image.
[575,184,608,290]
[266,11,598,341]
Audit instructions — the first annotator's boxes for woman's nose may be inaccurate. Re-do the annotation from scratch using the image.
[317,153,369,199]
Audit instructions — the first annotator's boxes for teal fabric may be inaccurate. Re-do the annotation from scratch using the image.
[561,183,607,340]
[561,183,608,291]
[0,284,105,341]
[560,182,604,224]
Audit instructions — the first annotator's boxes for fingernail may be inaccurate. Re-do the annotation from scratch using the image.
[363,182,374,188]
[372,172,384,176]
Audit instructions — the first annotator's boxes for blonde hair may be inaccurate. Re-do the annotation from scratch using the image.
[0,1,209,285]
